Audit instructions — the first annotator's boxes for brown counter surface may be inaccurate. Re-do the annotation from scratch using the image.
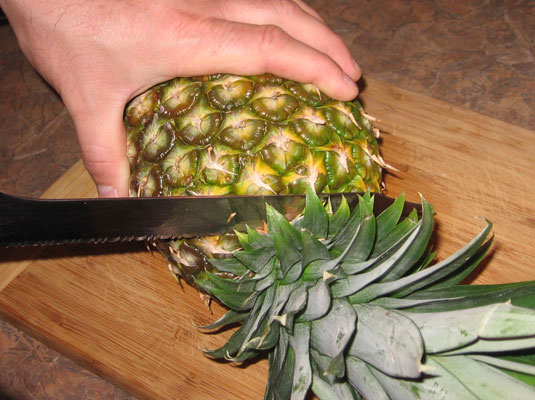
[1,1,533,399]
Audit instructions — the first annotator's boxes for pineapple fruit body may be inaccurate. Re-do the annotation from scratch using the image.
[125,74,384,283]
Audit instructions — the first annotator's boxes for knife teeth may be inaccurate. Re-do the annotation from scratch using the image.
[1,234,209,248]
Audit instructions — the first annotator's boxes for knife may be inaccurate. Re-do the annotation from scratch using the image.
[0,191,421,247]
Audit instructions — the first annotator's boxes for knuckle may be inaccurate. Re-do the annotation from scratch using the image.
[259,24,286,52]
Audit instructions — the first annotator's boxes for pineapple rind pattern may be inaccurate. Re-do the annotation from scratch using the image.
[125,73,383,280]
[125,74,382,198]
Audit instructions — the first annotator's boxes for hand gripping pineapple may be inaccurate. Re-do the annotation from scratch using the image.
[125,74,535,400]
[1,0,361,197]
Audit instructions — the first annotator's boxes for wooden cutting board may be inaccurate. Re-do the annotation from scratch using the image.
[1,78,534,399]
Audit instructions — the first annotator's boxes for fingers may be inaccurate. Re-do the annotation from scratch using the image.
[217,0,360,81]
[289,0,326,22]
[168,19,359,101]
[66,96,131,198]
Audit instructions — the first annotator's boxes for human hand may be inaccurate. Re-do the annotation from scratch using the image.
[1,0,361,197]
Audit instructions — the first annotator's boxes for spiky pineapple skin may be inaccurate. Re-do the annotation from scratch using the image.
[125,74,384,283]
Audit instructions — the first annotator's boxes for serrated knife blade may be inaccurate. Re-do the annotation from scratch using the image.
[0,191,421,247]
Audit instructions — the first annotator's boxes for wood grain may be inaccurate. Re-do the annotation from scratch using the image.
[361,79,535,284]
[0,78,534,399]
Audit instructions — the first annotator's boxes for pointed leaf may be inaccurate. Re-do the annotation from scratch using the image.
[311,374,361,400]
[200,285,256,311]
[327,195,351,241]
[370,208,419,257]
[328,200,363,256]
[281,261,303,284]
[209,257,248,276]
[434,355,535,399]
[334,220,424,297]
[237,285,277,356]
[346,356,390,400]
[288,323,312,399]
[402,282,535,312]
[255,318,280,350]
[251,256,277,281]
[443,337,535,355]
[235,229,251,251]
[469,355,535,376]
[268,342,295,400]
[195,273,256,310]
[301,230,331,269]
[255,269,277,292]
[311,299,356,359]
[310,349,336,384]
[430,238,492,289]
[266,282,300,330]
[266,204,302,248]
[203,291,266,358]
[303,185,329,238]
[299,278,331,322]
[327,352,345,379]
[246,224,273,249]
[369,356,479,400]
[391,220,493,298]
[340,217,421,275]
[350,215,489,304]
[341,197,376,263]
[267,203,302,273]
[283,283,310,315]
[197,309,247,331]
[199,271,255,293]
[375,192,405,242]
[378,198,434,281]
[349,304,424,378]
[406,302,535,354]
[304,209,375,281]
[235,246,274,273]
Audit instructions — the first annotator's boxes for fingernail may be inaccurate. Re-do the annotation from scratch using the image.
[97,185,118,198]
[343,72,358,88]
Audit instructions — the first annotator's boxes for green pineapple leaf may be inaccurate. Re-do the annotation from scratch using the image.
[303,185,329,238]
[195,188,535,400]
[375,192,405,242]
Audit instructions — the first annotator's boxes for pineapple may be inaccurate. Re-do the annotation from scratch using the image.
[125,74,535,399]
[125,73,384,284]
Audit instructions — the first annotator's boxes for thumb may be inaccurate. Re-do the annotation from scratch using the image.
[69,98,130,198]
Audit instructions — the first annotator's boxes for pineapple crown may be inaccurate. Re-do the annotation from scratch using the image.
[196,188,535,399]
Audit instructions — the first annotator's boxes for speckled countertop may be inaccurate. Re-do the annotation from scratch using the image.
[0,1,533,399]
